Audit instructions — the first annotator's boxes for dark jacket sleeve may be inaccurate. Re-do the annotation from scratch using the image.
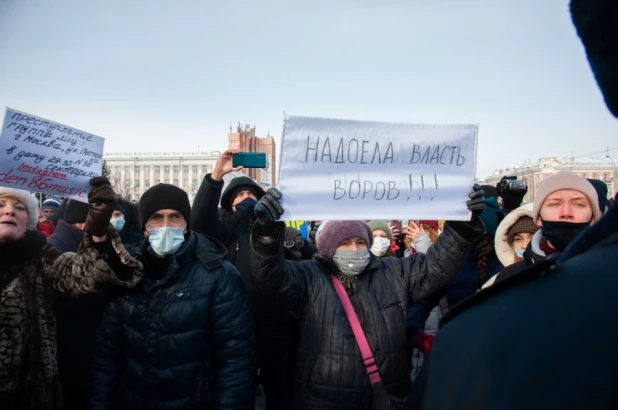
[400,220,484,304]
[211,262,257,410]
[250,221,313,316]
[407,289,445,331]
[90,298,125,410]
[191,174,225,238]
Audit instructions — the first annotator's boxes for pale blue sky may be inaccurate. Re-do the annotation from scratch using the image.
[1,0,616,178]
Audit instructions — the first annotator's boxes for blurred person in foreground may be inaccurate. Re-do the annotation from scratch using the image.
[408,1,618,408]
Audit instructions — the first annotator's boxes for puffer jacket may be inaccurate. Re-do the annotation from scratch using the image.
[251,220,483,410]
[90,231,256,410]
[0,229,142,410]
[192,174,315,357]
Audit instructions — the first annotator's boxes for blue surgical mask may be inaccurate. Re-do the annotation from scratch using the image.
[514,247,525,258]
[110,215,126,232]
[234,197,257,214]
[147,226,186,256]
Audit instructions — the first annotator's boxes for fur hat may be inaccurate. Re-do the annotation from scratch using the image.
[139,184,191,229]
[0,187,39,231]
[532,172,600,223]
[367,221,393,241]
[63,199,90,224]
[506,216,538,246]
[316,220,374,259]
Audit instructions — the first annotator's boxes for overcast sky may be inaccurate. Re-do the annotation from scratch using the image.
[1,0,616,178]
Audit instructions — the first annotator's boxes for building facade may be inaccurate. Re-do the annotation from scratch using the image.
[228,124,276,188]
[104,151,221,201]
[482,157,617,203]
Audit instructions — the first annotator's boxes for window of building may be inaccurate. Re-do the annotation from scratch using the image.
[155,166,160,173]
[173,165,179,173]
[173,179,179,185]
[125,166,130,173]
[145,180,150,188]
[582,173,587,178]
[603,173,609,180]
[192,179,197,187]
[183,165,188,173]
[144,166,150,173]
[155,178,160,184]
[192,166,198,173]
[593,173,598,179]
[202,165,208,173]
[164,166,170,173]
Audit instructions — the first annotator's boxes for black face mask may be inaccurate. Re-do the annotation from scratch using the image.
[540,218,591,252]
[234,197,257,214]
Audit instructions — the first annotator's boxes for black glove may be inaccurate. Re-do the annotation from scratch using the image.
[84,177,117,237]
[466,184,485,220]
[284,227,306,251]
[497,176,527,211]
[254,188,284,224]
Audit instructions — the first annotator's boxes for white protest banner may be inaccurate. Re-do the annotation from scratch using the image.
[278,115,478,221]
[0,108,104,202]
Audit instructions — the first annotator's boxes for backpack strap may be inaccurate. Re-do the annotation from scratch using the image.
[330,275,381,384]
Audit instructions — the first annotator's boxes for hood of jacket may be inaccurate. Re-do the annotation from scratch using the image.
[494,203,534,267]
[220,176,266,212]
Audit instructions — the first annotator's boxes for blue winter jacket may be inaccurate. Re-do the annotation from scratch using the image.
[90,232,256,410]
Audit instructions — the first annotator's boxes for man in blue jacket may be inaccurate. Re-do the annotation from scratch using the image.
[90,183,256,410]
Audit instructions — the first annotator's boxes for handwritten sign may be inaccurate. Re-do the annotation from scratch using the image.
[0,108,104,202]
[277,115,478,220]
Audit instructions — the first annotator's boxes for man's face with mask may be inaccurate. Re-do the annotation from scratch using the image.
[538,189,594,251]
[232,190,258,212]
[538,190,593,225]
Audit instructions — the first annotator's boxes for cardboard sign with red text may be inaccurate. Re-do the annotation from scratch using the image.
[0,108,104,202]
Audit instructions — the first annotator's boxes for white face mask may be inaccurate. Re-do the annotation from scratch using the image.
[370,236,391,257]
[147,226,186,256]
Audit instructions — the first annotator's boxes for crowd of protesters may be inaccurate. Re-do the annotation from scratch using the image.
[1,0,618,409]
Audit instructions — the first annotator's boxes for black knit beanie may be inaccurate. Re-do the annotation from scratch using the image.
[63,199,90,224]
[139,184,191,229]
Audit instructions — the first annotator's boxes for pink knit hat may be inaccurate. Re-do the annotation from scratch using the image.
[316,220,374,259]
[532,171,601,223]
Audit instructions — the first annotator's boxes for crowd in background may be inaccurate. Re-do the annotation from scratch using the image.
[1,0,618,409]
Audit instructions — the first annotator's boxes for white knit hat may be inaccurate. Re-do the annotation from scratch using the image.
[0,187,39,231]
[532,171,601,223]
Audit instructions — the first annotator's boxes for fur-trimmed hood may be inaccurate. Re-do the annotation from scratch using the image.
[494,203,535,267]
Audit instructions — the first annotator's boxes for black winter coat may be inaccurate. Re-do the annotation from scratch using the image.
[48,220,108,390]
[251,220,483,410]
[192,174,315,356]
[407,205,618,410]
[90,232,256,410]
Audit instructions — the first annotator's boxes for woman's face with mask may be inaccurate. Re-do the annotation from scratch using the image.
[336,237,368,251]
[512,232,534,254]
